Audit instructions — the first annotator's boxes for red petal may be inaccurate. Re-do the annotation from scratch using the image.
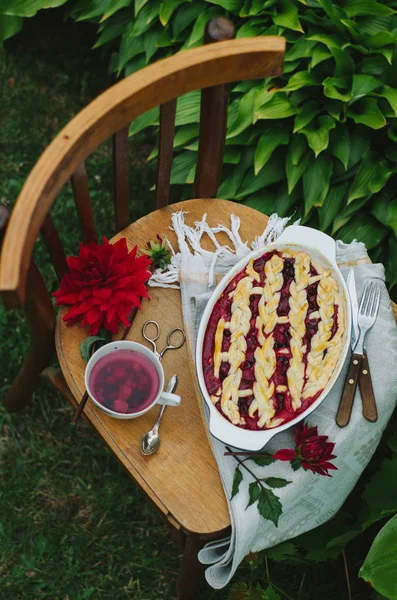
[273,449,297,461]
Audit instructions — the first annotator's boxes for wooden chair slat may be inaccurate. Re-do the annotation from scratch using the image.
[0,36,286,307]
[71,162,98,244]
[194,18,235,199]
[156,99,177,209]
[41,215,68,280]
[113,125,130,234]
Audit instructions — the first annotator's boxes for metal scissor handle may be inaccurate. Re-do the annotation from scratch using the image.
[142,320,161,358]
[160,328,186,359]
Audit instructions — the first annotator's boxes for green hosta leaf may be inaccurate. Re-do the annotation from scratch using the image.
[377,85,397,117]
[307,32,343,50]
[175,90,200,126]
[303,155,333,215]
[117,28,142,72]
[124,55,146,76]
[0,0,68,17]
[389,433,397,453]
[254,124,289,175]
[386,236,397,289]
[251,456,276,467]
[331,47,355,77]
[80,336,108,362]
[285,38,317,62]
[359,515,397,599]
[172,2,204,38]
[293,101,322,132]
[289,133,307,165]
[129,106,159,135]
[318,182,348,231]
[372,196,397,236]
[338,214,388,249]
[333,195,371,233]
[310,45,332,69]
[160,0,188,26]
[346,98,386,129]
[236,153,285,200]
[323,76,351,102]
[329,124,350,170]
[182,6,222,49]
[286,148,311,194]
[170,151,197,184]
[263,541,298,561]
[279,71,320,93]
[273,0,303,32]
[359,14,393,35]
[257,487,283,527]
[218,149,254,199]
[263,478,291,489]
[255,95,297,121]
[247,482,261,508]
[207,0,241,9]
[236,21,266,38]
[101,0,131,20]
[347,157,377,203]
[144,25,162,61]
[360,55,388,75]
[135,0,150,15]
[344,0,395,18]
[231,468,243,500]
[72,0,111,21]
[299,115,336,157]
[244,193,278,215]
[369,160,394,194]
[350,74,382,102]
[0,14,22,42]
[348,127,371,168]
[93,11,131,48]
[227,89,256,139]
[129,0,160,37]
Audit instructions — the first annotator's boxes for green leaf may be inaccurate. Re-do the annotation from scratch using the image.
[307,32,343,50]
[247,481,261,508]
[227,89,256,139]
[310,45,332,69]
[346,98,386,129]
[72,0,112,21]
[254,125,289,175]
[359,515,397,598]
[347,157,377,203]
[243,193,278,215]
[93,11,131,48]
[135,0,150,15]
[0,0,69,17]
[182,6,222,49]
[80,336,107,362]
[348,127,371,168]
[258,487,283,527]
[251,456,276,467]
[373,196,397,236]
[255,94,297,121]
[279,71,320,93]
[293,101,322,133]
[323,76,352,102]
[377,85,397,117]
[329,125,350,171]
[303,155,333,215]
[264,541,298,561]
[144,25,162,61]
[285,38,317,62]
[159,0,188,26]
[331,47,355,77]
[231,468,243,500]
[388,433,397,453]
[318,182,348,231]
[207,0,241,9]
[263,477,291,489]
[175,90,200,126]
[299,115,336,157]
[101,0,131,20]
[129,106,159,135]
[337,214,388,249]
[273,1,303,32]
[170,151,197,184]
[0,13,22,42]
[286,148,311,194]
[351,74,382,102]
[236,152,285,200]
[386,236,397,289]
[129,0,160,37]
[369,160,394,194]
[344,0,395,18]
[117,28,143,72]
[172,2,204,38]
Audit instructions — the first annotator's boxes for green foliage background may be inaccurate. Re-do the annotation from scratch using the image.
[2,0,397,294]
[2,1,397,598]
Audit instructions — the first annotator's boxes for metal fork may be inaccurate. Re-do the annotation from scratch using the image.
[336,281,381,428]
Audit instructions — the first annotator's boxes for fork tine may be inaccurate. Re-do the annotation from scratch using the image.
[366,283,376,316]
[370,284,381,318]
[360,282,372,315]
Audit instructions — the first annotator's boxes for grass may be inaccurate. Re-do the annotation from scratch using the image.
[0,9,384,600]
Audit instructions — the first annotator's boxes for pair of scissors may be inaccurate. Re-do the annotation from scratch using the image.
[142,320,186,361]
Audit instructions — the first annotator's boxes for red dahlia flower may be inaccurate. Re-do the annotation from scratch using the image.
[273,422,337,477]
[53,237,152,335]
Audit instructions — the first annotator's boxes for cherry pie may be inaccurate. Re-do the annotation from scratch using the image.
[202,250,345,430]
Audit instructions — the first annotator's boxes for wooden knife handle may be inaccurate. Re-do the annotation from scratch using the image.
[336,353,363,428]
[360,350,378,423]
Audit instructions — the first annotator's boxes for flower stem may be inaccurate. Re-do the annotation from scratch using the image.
[224,451,273,458]
[225,446,263,485]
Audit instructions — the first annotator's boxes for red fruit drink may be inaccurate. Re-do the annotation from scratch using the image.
[89,350,160,414]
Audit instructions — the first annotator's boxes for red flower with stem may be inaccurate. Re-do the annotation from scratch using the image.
[53,237,152,335]
[273,422,338,477]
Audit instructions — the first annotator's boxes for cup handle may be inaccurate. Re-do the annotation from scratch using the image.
[158,391,181,406]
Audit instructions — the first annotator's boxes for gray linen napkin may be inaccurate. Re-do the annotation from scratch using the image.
[194,257,397,589]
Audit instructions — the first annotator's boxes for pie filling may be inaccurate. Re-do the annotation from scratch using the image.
[202,250,345,431]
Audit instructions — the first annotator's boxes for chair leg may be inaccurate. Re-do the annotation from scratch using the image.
[2,264,55,412]
[177,534,206,600]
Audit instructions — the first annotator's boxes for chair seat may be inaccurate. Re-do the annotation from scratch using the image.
[56,198,269,536]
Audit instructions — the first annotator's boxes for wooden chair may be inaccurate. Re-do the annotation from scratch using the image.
[0,18,285,599]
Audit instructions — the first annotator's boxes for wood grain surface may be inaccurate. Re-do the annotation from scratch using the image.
[56,198,269,535]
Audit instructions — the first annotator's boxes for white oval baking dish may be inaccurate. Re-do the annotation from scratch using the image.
[195,225,351,451]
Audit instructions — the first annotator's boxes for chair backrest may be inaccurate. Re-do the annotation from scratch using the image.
[0,19,285,313]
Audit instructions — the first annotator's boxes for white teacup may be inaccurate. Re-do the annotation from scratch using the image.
[85,340,181,420]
